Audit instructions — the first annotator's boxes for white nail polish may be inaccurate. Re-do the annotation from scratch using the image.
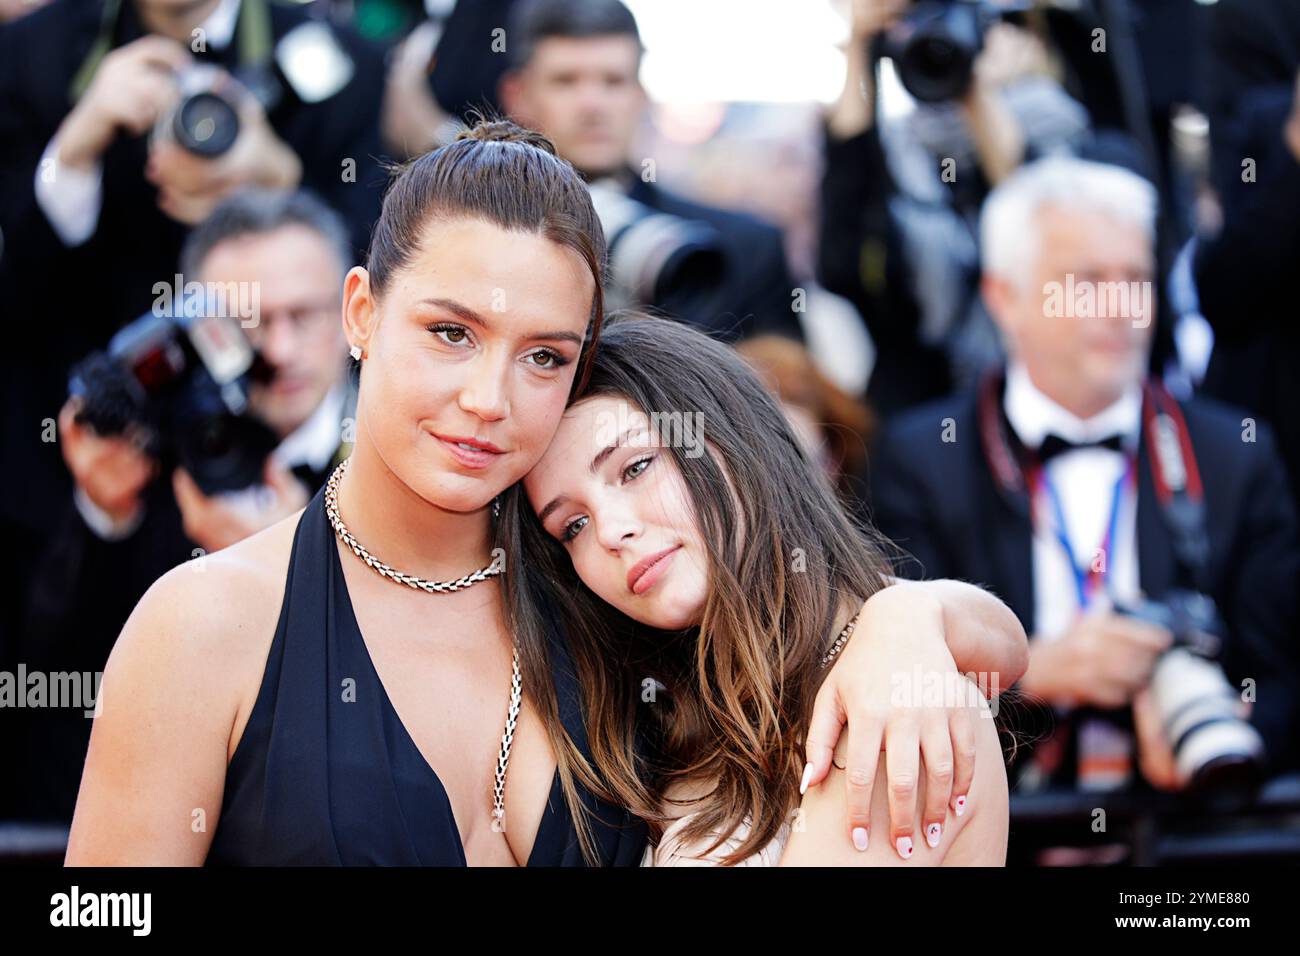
[896,836,913,859]
[926,823,941,847]
[954,794,967,817]
[852,827,869,851]
[799,763,812,795]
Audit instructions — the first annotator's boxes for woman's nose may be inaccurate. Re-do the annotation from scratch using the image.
[594,507,640,553]
[457,354,511,421]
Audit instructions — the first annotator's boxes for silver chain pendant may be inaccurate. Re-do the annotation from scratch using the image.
[325,456,519,832]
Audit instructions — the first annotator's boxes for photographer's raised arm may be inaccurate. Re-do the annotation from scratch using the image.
[39,36,189,246]
[827,0,907,140]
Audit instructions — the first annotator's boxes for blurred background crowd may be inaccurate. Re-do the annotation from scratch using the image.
[2,0,1299,865]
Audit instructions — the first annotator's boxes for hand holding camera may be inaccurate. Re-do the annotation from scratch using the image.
[52,31,301,225]
[1024,608,1173,710]
[55,34,190,171]
[146,70,301,225]
[173,457,309,554]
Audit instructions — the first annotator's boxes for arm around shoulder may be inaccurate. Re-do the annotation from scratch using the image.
[780,682,1008,866]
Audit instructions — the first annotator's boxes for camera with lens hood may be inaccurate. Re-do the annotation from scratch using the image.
[67,295,279,495]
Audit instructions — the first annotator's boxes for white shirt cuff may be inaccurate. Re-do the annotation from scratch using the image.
[34,134,104,247]
[74,485,145,541]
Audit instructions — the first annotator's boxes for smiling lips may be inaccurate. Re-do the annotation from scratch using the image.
[627,546,680,595]
[433,432,505,469]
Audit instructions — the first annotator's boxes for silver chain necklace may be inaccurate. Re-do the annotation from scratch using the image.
[324,457,521,833]
[325,458,505,593]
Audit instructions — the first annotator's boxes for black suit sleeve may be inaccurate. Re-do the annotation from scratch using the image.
[21,478,195,667]
[816,124,903,339]
[867,423,956,582]
[1220,422,1300,773]
[0,8,86,287]
[18,484,193,820]
[1193,0,1300,345]
[739,222,802,341]
[816,123,952,411]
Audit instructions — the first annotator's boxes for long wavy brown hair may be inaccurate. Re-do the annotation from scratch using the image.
[500,315,896,864]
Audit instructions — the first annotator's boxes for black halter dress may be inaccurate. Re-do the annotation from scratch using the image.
[206,484,647,865]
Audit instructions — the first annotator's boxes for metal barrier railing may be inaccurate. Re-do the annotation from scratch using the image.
[5,774,1300,865]
[1009,773,1300,864]
[0,822,69,866]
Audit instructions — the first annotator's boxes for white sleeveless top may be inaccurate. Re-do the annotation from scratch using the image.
[640,813,791,867]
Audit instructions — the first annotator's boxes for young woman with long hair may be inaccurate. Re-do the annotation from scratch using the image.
[520,315,1027,864]
[68,119,1022,866]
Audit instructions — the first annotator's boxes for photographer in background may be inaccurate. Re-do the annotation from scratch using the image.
[819,0,1092,416]
[13,189,354,822]
[868,159,1300,823]
[499,0,802,343]
[0,0,384,656]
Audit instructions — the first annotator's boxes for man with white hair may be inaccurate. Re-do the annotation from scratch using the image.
[869,156,1300,822]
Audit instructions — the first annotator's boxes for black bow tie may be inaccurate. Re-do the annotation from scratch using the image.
[1036,432,1126,462]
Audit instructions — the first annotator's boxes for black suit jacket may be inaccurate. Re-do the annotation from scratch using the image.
[867,380,1300,782]
[627,177,802,344]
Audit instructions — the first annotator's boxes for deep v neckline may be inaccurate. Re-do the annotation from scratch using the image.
[326,526,564,866]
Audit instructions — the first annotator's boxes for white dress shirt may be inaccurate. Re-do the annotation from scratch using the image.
[1004,362,1144,639]
[35,0,243,246]
[1004,362,1145,791]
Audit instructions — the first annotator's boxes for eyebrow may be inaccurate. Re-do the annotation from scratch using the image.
[536,427,646,527]
[418,297,583,345]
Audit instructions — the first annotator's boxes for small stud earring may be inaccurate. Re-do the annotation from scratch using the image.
[349,344,363,361]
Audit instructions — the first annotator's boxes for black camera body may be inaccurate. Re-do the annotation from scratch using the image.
[1114,589,1225,659]
[880,0,1011,103]
[68,301,279,495]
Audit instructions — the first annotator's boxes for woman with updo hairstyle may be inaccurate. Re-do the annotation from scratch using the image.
[68,118,647,866]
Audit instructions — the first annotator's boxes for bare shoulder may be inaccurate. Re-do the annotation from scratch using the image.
[105,507,305,747]
[941,688,1010,865]
[118,508,301,664]
[66,509,306,864]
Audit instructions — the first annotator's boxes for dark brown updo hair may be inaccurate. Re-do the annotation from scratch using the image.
[366,116,606,391]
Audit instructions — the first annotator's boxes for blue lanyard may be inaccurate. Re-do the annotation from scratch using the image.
[1037,458,1133,610]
